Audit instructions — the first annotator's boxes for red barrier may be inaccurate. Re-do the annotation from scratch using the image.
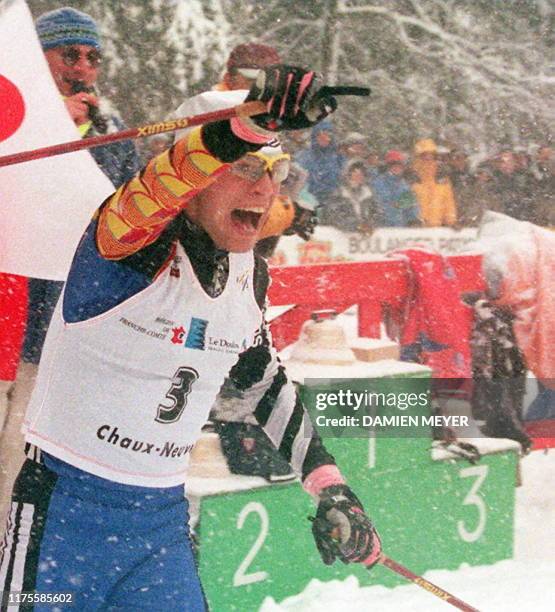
[268,255,485,350]
[525,421,555,450]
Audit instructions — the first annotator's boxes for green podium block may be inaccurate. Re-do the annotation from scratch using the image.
[365,445,519,573]
[191,360,519,611]
[289,358,434,475]
[193,439,518,611]
[195,480,391,612]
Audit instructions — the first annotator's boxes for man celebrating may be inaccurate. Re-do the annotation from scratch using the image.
[0,66,380,610]
[173,44,318,482]
[173,41,315,249]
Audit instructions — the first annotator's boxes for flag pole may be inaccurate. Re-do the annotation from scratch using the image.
[0,100,267,168]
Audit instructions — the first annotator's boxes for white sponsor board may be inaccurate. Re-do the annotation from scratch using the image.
[268,226,479,267]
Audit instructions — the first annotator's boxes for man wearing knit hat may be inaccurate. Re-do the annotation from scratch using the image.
[0,7,139,524]
[36,7,103,130]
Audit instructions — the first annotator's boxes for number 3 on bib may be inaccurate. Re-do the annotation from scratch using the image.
[155,367,199,424]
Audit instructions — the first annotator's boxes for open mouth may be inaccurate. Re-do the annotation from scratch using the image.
[230,207,264,234]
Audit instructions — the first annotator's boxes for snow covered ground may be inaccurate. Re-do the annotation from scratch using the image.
[261,449,555,612]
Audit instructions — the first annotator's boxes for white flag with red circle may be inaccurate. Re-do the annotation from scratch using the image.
[0,0,113,280]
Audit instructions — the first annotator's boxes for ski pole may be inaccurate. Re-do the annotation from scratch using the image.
[327,524,479,610]
[0,100,267,168]
[377,554,481,612]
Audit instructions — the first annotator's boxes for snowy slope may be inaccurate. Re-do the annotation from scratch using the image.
[261,450,555,612]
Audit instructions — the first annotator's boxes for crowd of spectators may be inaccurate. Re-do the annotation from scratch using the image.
[281,129,554,232]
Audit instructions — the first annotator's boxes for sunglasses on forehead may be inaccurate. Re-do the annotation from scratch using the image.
[235,67,261,80]
[60,46,102,68]
[231,151,291,184]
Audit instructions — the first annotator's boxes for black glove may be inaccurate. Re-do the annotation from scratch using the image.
[284,202,317,240]
[310,485,382,567]
[245,65,337,131]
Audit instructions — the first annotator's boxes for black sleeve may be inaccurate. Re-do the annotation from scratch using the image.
[221,256,339,481]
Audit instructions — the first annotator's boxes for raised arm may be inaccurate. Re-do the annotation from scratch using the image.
[96,123,259,260]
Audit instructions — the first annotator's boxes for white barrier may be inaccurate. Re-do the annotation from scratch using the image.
[268,226,479,267]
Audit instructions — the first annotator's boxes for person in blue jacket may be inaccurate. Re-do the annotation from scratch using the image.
[296,120,344,219]
[372,149,420,227]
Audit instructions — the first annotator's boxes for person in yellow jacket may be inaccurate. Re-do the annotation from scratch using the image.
[411,138,458,227]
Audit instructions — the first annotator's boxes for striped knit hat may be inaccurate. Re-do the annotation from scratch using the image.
[35,7,101,51]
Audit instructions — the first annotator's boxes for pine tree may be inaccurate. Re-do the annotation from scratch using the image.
[222,0,554,153]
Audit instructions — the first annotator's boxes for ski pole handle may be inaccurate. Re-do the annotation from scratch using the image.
[376,554,481,612]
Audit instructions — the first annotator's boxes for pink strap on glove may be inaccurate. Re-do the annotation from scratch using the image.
[229,116,274,145]
[303,464,345,497]
[362,529,383,567]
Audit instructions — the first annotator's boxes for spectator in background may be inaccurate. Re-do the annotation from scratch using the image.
[296,120,344,214]
[411,138,457,227]
[171,42,282,133]
[329,159,376,232]
[215,42,280,91]
[532,145,554,226]
[255,162,318,258]
[0,6,140,519]
[447,148,479,226]
[465,163,503,224]
[372,150,420,227]
[339,132,369,162]
[490,149,532,221]
[209,40,321,171]
[365,149,381,182]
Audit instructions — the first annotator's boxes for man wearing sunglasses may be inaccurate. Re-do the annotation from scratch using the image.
[174,42,317,249]
[35,6,139,181]
[0,7,139,527]
[1,66,381,610]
